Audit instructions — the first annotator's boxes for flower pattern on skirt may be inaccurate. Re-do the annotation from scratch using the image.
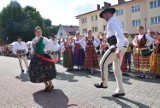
[28,54,56,83]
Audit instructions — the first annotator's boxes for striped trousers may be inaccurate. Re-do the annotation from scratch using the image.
[99,45,127,94]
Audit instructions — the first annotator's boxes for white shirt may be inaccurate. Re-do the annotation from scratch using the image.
[106,16,128,52]
[60,42,65,51]
[61,42,74,52]
[74,40,86,50]
[13,41,28,55]
[32,36,51,53]
[50,40,60,52]
[132,34,154,47]
[78,36,101,51]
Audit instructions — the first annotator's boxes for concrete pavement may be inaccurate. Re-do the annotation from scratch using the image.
[0,56,160,108]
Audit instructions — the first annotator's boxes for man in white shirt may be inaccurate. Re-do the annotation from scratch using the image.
[94,8,128,97]
[13,36,28,72]
[49,33,60,61]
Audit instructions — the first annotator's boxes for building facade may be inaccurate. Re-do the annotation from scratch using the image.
[76,0,160,35]
[56,25,79,39]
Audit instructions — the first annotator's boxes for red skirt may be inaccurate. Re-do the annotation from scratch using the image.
[84,46,98,68]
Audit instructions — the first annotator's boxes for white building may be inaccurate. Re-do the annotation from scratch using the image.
[56,25,79,39]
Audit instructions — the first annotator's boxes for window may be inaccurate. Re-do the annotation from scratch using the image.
[116,9,123,16]
[132,20,141,27]
[82,29,87,34]
[151,16,160,24]
[132,5,140,12]
[150,0,160,8]
[103,25,107,31]
[82,18,87,23]
[91,15,97,21]
[92,27,98,32]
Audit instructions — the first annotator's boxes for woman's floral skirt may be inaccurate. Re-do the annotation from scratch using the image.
[28,54,56,83]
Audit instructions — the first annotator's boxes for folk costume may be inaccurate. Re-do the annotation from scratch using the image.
[132,34,154,72]
[62,40,74,71]
[94,8,129,97]
[121,37,133,72]
[84,36,100,71]
[13,40,28,72]
[150,35,160,75]
[73,39,85,70]
[49,39,60,62]
[28,36,56,83]
[78,35,100,74]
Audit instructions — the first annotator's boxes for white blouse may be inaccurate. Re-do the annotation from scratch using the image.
[132,34,154,47]
[13,41,28,55]
[50,40,60,52]
[32,36,51,53]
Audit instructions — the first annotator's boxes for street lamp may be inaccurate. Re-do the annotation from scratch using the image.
[144,18,147,33]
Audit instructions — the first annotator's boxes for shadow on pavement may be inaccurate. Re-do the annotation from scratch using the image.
[33,89,77,108]
[102,96,149,108]
[102,97,149,108]
[95,69,160,84]
[56,72,79,82]
[124,71,160,84]
[15,72,30,82]
[56,69,132,85]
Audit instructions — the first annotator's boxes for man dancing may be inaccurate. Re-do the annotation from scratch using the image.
[13,36,28,72]
[94,8,128,97]
[49,33,60,62]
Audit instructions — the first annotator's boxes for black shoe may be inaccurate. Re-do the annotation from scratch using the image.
[112,93,125,97]
[21,69,24,72]
[94,82,107,89]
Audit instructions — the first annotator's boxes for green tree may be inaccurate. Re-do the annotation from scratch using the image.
[47,25,59,36]
[0,1,49,42]
[0,1,24,42]
[22,6,46,41]
[44,18,52,27]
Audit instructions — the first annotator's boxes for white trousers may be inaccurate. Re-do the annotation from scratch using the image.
[99,45,127,94]
[18,55,28,71]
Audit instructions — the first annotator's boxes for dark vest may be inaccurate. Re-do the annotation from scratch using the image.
[34,37,46,54]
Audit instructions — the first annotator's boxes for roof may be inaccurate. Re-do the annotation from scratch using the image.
[75,9,102,18]
[76,0,133,18]
[61,25,79,35]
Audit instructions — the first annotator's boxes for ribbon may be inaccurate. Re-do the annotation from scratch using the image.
[36,53,58,63]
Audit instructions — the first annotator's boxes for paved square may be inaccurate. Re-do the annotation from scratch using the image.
[0,56,160,108]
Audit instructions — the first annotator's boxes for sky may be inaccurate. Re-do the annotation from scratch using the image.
[0,0,128,25]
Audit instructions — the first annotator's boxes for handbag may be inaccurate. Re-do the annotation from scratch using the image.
[141,48,151,57]
[107,35,117,46]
